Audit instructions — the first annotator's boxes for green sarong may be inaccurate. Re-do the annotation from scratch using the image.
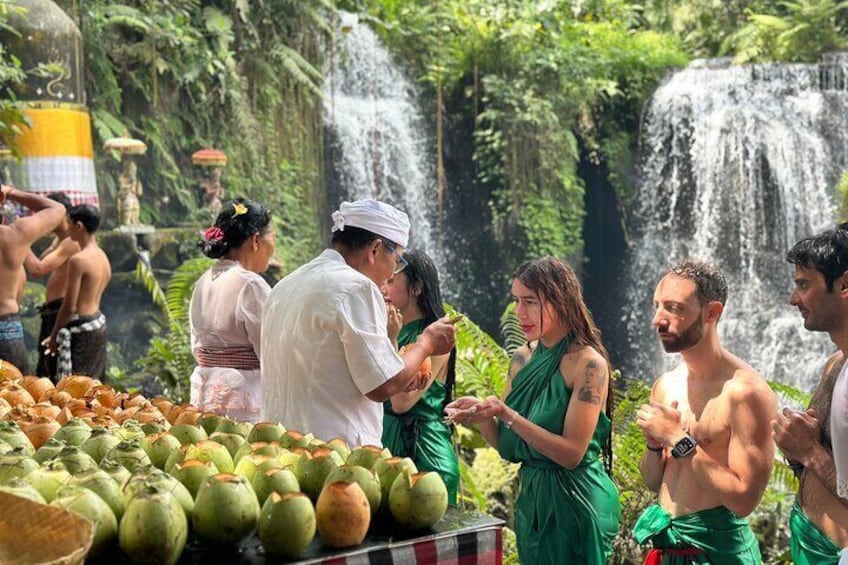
[633,504,761,564]
[382,320,459,505]
[790,500,842,565]
[498,336,620,565]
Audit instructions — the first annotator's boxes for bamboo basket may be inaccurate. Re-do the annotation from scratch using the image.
[0,491,94,565]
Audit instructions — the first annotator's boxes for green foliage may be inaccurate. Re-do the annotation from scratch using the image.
[499,302,524,358]
[726,0,848,62]
[447,304,510,400]
[130,256,213,402]
[837,170,848,222]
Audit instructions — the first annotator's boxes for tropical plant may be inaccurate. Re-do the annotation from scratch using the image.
[726,0,848,62]
[129,256,213,401]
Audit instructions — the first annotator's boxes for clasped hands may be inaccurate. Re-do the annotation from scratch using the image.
[444,395,507,425]
[636,400,687,449]
[772,407,822,466]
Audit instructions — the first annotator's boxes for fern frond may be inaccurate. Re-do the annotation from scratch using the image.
[499,302,525,357]
[165,257,214,330]
[135,257,167,315]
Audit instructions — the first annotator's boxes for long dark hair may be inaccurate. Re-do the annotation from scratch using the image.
[512,256,614,474]
[200,198,271,259]
[402,249,455,404]
[402,249,445,325]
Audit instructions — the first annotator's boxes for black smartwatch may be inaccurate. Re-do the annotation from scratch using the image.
[670,435,697,459]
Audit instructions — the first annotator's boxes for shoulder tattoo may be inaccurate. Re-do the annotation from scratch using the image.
[576,360,605,405]
[511,350,530,370]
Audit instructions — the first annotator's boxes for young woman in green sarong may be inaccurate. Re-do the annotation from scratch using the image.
[381,249,460,504]
[447,257,620,564]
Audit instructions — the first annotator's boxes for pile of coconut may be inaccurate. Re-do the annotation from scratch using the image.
[0,363,448,563]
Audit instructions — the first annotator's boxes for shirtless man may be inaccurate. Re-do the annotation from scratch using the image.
[24,192,80,381]
[634,260,777,563]
[773,225,848,564]
[0,185,65,372]
[46,204,111,380]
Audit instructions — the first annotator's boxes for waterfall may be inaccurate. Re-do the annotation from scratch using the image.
[621,57,848,389]
[323,15,442,268]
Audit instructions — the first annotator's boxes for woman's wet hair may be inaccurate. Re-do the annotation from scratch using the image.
[787,222,848,291]
[400,249,445,325]
[512,256,614,473]
[200,198,272,259]
[68,204,101,233]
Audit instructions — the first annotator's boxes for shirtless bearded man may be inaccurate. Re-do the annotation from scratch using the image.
[634,260,777,564]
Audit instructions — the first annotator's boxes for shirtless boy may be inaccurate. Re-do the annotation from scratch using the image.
[46,204,111,380]
[774,225,848,564]
[24,192,80,380]
[634,260,777,563]
[0,185,65,372]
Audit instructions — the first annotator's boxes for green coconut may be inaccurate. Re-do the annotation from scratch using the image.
[140,421,168,435]
[197,413,222,436]
[277,430,314,450]
[324,438,351,461]
[346,445,391,469]
[71,468,125,521]
[388,470,448,530]
[100,458,132,485]
[81,428,121,464]
[167,424,208,446]
[0,477,46,503]
[33,437,67,464]
[247,422,286,444]
[52,486,118,556]
[105,440,151,472]
[374,457,418,513]
[26,460,72,502]
[233,453,273,483]
[114,419,145,442]
[208,432,246,459]
[123,468,194,519]
[323,465,381,516]
[258,492,316,559]
[184,440,234,474]
[170,459,218,498]
[193,473,260,546]
[141,432,182,470]
[52,418,92,447]
[119,487,188,565]
[163,445,190,474]
[251,467,299,506]
[0,421,34,455]
[0,449,40,482]
[296,447,344,502]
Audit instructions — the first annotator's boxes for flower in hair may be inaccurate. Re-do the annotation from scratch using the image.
[204,226,225,242]
[233,203,248,217]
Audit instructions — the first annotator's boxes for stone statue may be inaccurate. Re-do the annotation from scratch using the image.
[202,166,223,218]
[117,157,142,226]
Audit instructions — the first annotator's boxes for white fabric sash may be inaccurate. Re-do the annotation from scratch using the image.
[831,359,848,500]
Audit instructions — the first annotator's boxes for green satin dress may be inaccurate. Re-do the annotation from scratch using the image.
[498,336,620,564]
[789,500,842,565]
[382,319,459,504]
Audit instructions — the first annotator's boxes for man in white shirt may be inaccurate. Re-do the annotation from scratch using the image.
[261,199,457,447]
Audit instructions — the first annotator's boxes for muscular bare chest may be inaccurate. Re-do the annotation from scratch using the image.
[665,380,731,454]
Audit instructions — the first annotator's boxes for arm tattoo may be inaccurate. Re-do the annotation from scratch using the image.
[511,351,529,370]
[577,360,605,405]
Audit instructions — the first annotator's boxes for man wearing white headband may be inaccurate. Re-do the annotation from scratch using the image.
[775,224,848,565]
[260,199,457,447]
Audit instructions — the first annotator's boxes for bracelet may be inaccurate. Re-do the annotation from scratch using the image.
[504,408,518,430]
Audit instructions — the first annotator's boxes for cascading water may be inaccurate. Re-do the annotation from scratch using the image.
[323,15,442,268]
[621,56,848,389]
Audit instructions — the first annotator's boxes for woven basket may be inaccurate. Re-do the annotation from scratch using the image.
[0,491,94,565]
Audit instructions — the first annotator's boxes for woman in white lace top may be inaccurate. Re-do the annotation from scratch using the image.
[189,198,275,423]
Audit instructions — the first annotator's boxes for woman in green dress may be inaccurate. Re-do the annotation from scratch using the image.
[381,249,459,504]
[447,257,620,563]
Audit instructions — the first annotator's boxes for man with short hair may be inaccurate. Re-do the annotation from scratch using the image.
[261,199,457,446]
[0,184,65,372]
[774,224,848,565]
[25,192,80,381]
[46,204,111,380]
[634,260,777,563]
